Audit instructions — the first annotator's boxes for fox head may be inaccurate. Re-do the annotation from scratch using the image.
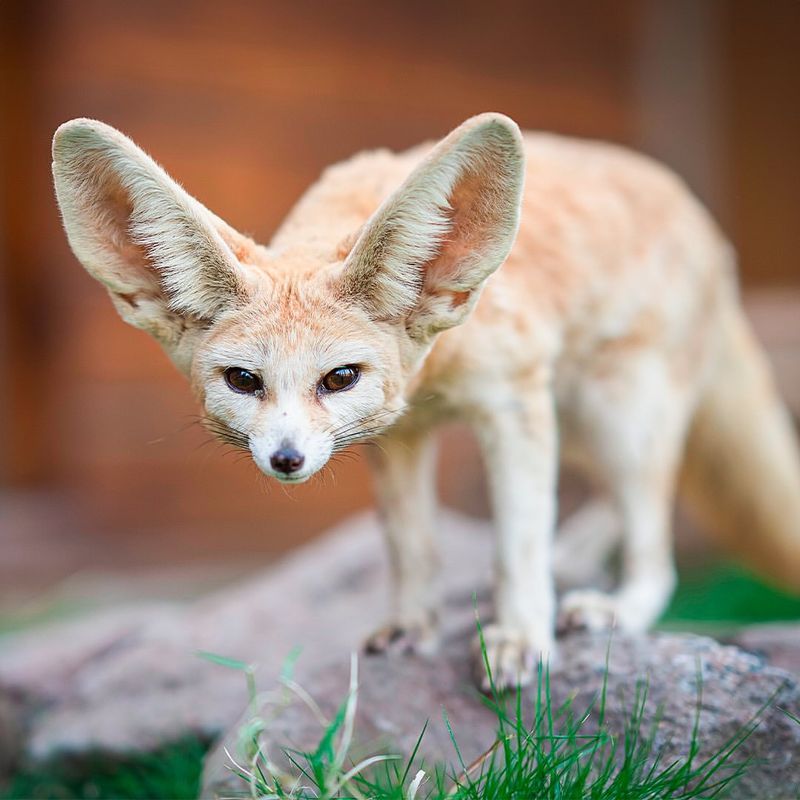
[52,114,525,483]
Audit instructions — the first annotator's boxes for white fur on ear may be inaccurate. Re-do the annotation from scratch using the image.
[340,112,526,338]
[52,119,250,326]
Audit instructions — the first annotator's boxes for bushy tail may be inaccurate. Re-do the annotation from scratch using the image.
[680,302,800,592]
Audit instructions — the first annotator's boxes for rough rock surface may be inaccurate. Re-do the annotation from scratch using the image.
[726,622,800,676]
[1,511,799,800]
[0,511,490,765]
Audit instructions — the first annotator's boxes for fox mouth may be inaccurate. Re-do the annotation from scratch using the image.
[271,471,313,485]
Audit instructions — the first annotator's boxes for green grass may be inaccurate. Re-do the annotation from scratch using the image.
[1,737,206,800]
[663,562,800,626]
[220,621,761,800]
[2,562,798,800]
[223,649,758,800]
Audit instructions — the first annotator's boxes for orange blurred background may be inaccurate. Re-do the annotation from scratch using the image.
[1,0,798,607]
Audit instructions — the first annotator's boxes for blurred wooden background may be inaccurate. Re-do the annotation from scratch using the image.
[0,0,798,595]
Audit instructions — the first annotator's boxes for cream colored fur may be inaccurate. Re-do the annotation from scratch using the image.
[52,114,800,690]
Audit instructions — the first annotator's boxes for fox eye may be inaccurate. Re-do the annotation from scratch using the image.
[320,365,360,393]
[224,367,263,395]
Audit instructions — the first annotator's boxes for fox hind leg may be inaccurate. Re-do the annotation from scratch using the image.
[559,355,693,633]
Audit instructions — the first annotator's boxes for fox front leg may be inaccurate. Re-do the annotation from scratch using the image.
[364,426,441,655]
[471,387,558,691]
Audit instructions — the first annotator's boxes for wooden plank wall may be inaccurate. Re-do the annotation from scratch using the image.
[0,0,797,566]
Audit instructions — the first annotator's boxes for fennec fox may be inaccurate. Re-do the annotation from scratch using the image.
[53,113,800,689]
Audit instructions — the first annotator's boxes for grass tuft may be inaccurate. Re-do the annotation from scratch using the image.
[220,620,763,800]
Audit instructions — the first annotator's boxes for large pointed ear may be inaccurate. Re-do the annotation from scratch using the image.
[338,113,525,340]
[52,118,254,368]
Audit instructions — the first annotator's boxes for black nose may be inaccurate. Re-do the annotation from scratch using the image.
[270,447,305,474]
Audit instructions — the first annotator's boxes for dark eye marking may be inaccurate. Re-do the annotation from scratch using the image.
[319,365,360,394]
[223,367,264,396]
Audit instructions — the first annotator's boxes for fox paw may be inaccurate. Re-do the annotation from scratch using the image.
[363,617,438,657]
[558,590,618,632]
[472,625,553,692]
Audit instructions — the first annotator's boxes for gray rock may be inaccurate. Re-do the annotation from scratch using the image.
[1,510,798,800]
[726,622,800,676]
[0,511,492,767]
[201,629,800,800]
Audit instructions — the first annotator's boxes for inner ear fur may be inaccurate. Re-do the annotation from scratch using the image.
[52,119,253,350]
[339,112,526,339]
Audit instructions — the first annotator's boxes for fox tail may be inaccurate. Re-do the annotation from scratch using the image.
[680,300,800,592]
